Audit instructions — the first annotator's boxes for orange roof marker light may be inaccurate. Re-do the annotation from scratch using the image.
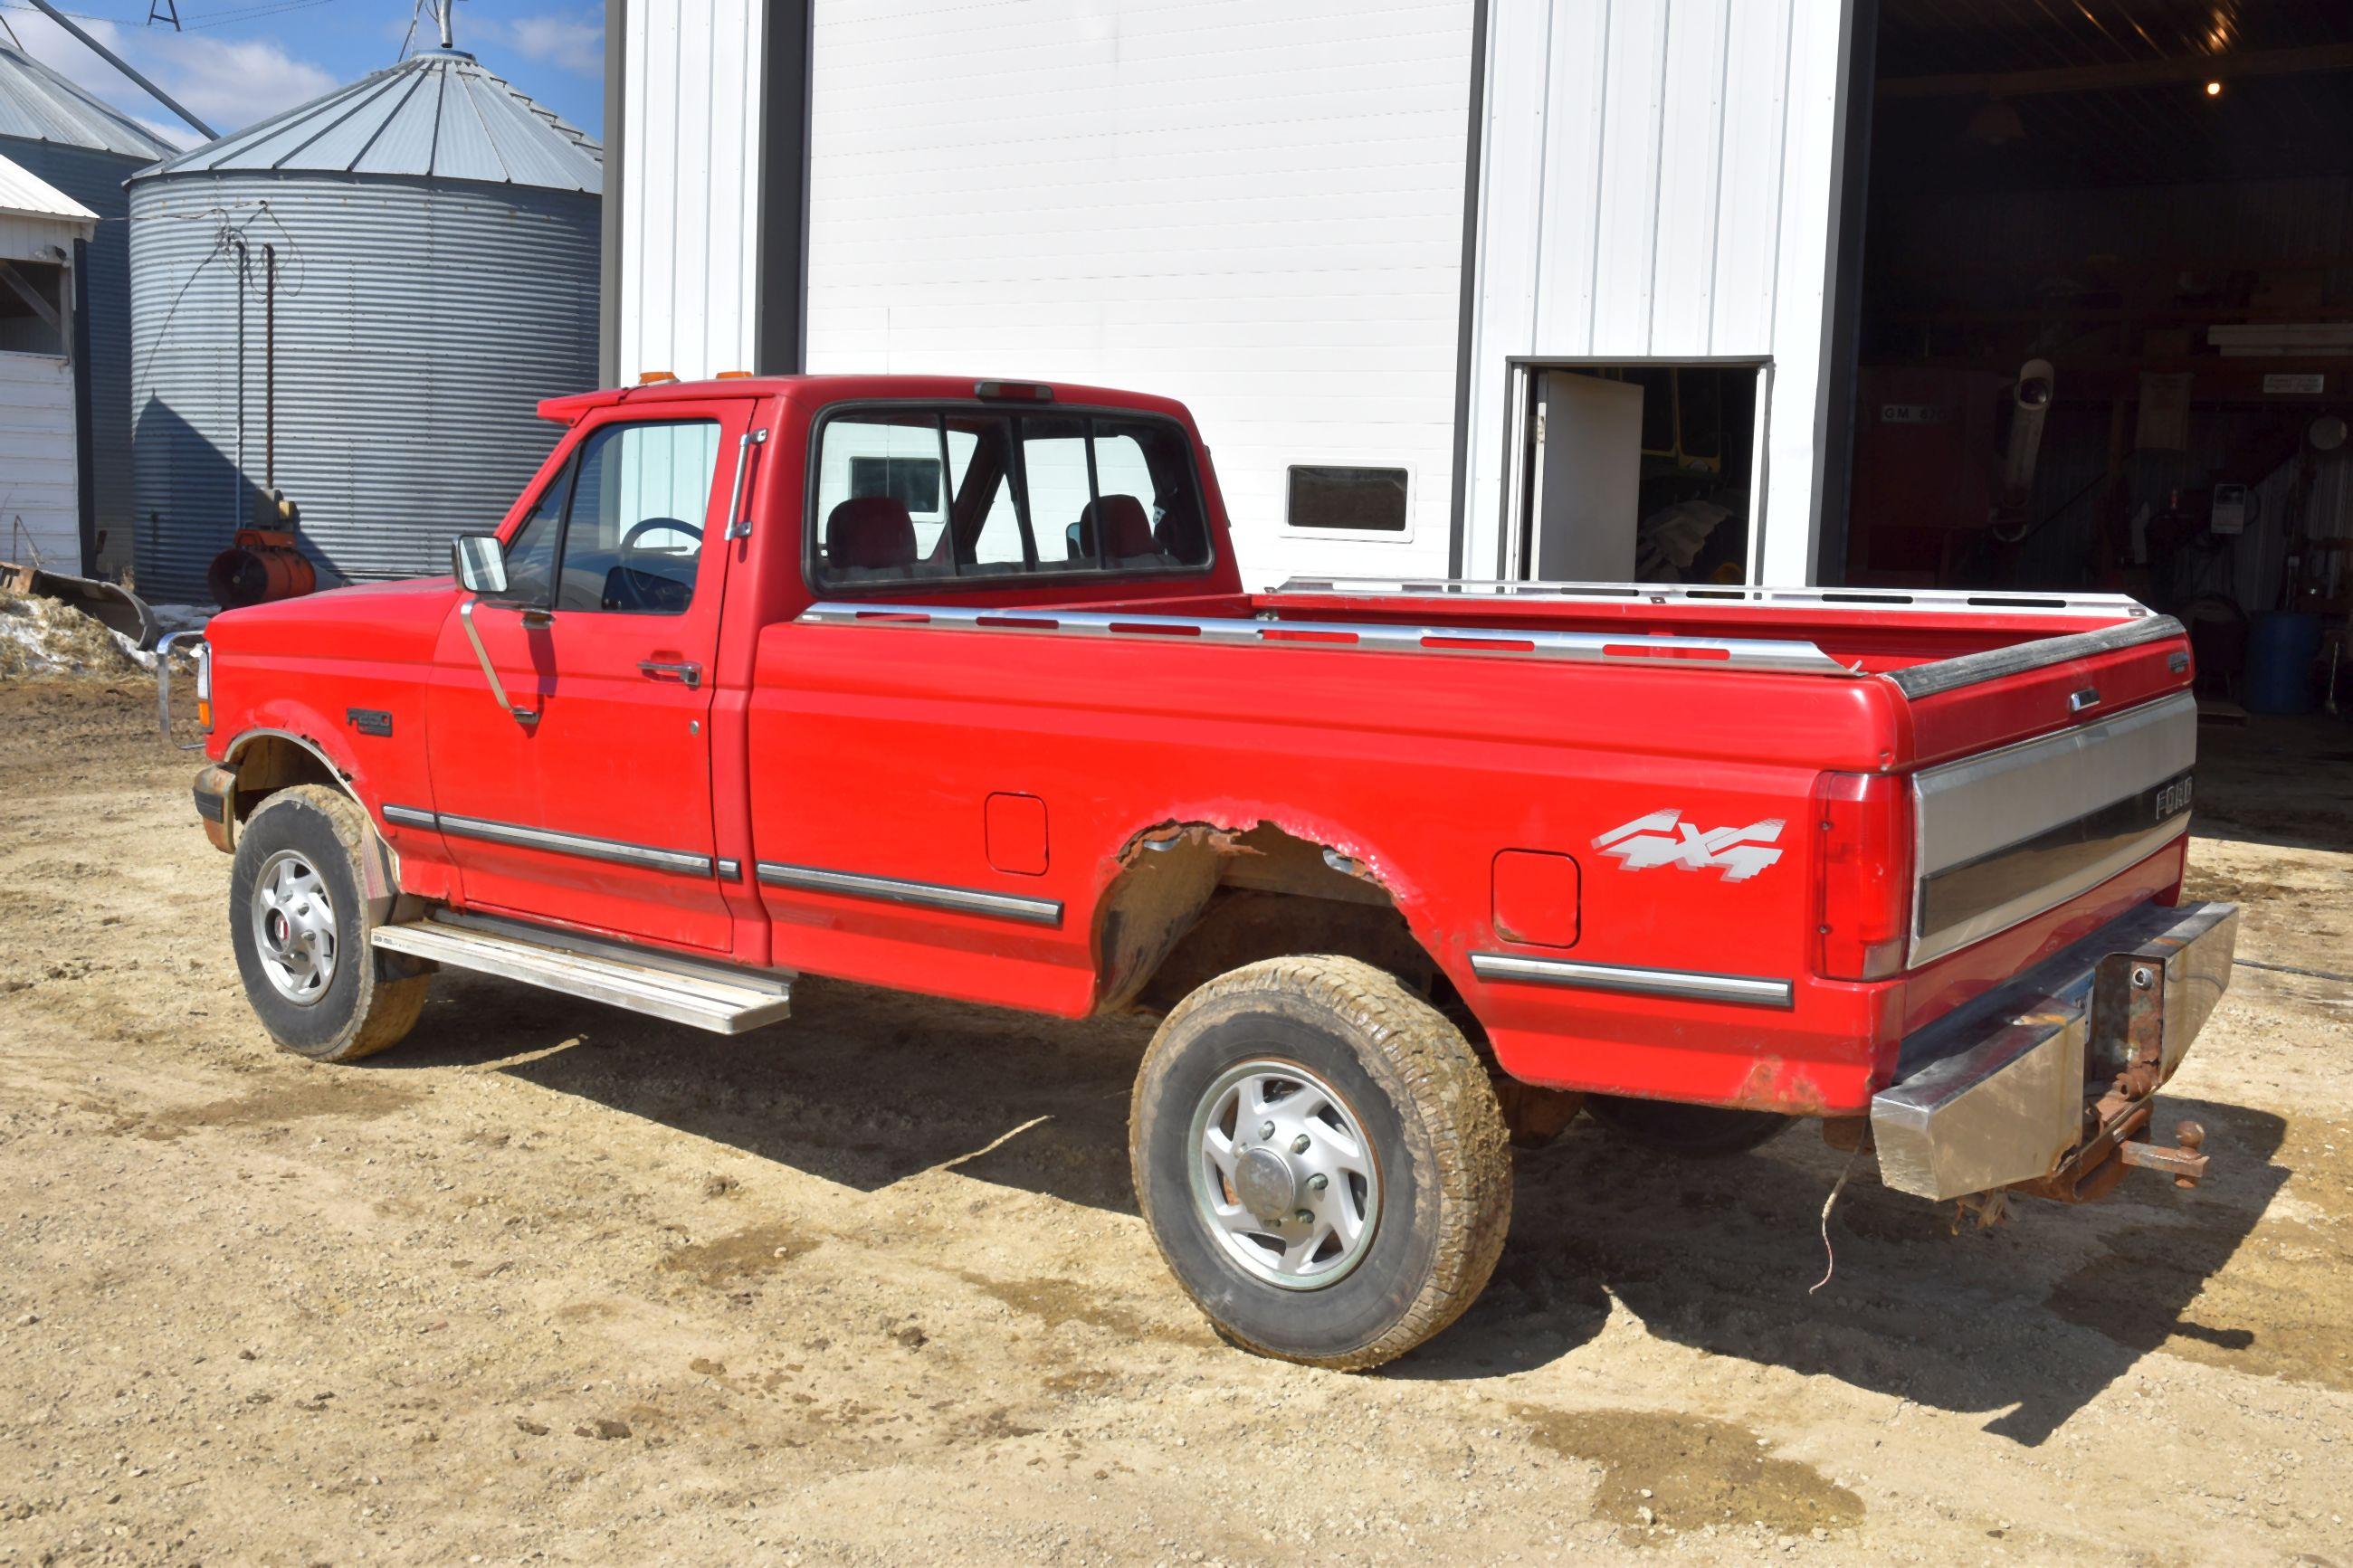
[639,369,679,385]
[716,369,753,379]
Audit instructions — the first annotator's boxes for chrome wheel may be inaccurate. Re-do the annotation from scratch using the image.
[250,848,338,1006]
[1188,1059,1381,1291]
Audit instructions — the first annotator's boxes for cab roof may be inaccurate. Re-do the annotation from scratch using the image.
[536,374,1196,427]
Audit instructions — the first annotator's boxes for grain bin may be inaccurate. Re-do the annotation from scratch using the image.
[127,44,599,602]
[0,43,176,576]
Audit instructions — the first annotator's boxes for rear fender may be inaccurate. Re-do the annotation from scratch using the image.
[1090,808,1436,1012]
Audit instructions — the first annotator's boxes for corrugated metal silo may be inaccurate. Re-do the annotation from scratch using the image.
[128,45,600,601]
[0,44,176,575]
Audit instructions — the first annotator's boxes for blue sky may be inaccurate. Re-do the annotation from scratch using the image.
[0,0,602,147]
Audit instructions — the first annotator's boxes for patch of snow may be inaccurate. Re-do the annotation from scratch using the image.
[0,591,177,679]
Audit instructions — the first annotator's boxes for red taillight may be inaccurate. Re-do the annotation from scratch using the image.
[1813,772,1910,981]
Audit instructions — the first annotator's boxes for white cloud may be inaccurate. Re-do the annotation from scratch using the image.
[133,116,195,153]
[6,9,333,140]
[487,13,601,77]
[150,38,337,130]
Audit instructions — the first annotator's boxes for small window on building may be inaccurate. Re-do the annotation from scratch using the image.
[849,453,941,518]
[0,259,68,357]
[1287,466,1409,533]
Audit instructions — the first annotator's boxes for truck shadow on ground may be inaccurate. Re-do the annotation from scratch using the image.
[397,970,1156,1211]
[1410,1096,2291,1446]
[395,975,2293,1449]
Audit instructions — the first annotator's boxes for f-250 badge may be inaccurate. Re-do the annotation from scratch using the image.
[1593,810,1785,883]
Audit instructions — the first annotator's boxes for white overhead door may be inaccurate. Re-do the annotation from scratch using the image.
[803,0,1479,587]
[1463,0,1859,585]
[0,351,77,570]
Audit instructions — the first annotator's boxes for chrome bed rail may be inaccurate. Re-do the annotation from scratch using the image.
[1882,615,2186,699]
[796,602,1861,678]
[1270,575,2158,620]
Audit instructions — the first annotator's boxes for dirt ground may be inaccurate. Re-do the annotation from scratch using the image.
[1,678,2349,1567]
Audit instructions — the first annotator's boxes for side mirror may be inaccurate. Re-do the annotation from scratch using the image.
[452,535,509,596]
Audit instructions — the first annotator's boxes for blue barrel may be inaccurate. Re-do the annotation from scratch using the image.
[2244,612,2322,715]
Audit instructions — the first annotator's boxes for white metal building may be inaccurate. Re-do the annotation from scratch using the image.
[611,0,1850,586]
[605,2,2353,598]
[0,150,95,571]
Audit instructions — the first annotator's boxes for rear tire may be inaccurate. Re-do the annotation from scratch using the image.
[1129,955,1511,1371]
[1584,1094,1792,1156]
[229,785,429,1063]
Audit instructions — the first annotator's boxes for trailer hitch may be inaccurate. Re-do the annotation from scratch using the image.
[2118,1119,2208,1187]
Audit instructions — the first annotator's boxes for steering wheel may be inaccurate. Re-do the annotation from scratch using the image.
[605,518,702,613]
[620,517,700,557]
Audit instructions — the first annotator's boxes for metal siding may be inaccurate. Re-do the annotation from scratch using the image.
[801,0,1476,588]
[2,138,149,575]
[1464,0,1851,584]
[616,0,765,384]
[0,349,78,567]
[128,173,600,601]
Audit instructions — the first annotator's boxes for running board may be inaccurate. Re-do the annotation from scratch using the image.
[370,915,794,1035]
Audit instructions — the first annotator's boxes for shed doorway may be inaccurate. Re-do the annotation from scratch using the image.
[1502,360,1765,586]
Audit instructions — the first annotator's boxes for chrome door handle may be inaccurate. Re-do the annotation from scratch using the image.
[639,660,702,689]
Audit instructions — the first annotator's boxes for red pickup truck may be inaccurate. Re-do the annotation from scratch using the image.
[173,374,2236,1369]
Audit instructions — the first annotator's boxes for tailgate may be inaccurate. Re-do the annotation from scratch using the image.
[1908,689,2195,965]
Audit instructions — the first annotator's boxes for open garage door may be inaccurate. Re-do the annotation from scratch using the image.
[1834,0,2353,709]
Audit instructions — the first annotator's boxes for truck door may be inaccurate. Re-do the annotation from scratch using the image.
[424,402,748,954]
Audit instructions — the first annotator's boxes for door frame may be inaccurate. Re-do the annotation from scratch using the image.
[427,394,755,953]
[1494,355,1775,583]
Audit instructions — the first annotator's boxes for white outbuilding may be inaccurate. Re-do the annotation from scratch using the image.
[604,2,2353,603]
[0,149,95,573]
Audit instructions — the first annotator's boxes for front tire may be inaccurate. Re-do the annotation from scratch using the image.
[1129,955,1511,1370]
[229,785,429,1063]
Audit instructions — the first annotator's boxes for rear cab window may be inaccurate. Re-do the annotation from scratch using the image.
[808,403,1213,591]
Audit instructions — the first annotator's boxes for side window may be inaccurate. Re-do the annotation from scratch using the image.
[554,420,723,614]
[501,458,571,603]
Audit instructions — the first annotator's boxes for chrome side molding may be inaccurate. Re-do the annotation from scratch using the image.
[380,804,715,879]
[756,860,1064,927]
[1468,952,1793,1009]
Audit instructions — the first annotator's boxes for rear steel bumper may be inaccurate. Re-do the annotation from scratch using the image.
[1871,900,2236,1201]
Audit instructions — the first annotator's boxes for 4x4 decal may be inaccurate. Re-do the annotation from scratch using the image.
[1593,810,1786,883]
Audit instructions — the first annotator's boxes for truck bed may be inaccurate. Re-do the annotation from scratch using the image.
[799,576,2187,765]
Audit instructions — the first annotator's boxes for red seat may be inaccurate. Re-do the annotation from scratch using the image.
[1080,495,1157,560]
[826,496,917,570]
